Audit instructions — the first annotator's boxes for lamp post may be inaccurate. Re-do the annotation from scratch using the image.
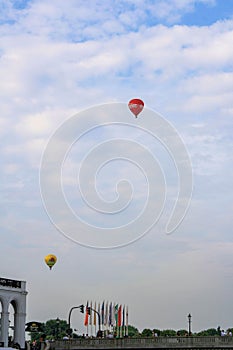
[187,314,192,336]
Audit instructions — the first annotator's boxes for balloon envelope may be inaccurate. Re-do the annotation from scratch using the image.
[128,98,144,117]
[44,254,57,270]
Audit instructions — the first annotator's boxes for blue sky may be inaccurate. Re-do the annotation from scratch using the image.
[182,1,233,25]
[0,0,233,336]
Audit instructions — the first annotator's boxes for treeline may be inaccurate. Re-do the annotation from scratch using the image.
[128,326,233,337]
[28,319,233,341]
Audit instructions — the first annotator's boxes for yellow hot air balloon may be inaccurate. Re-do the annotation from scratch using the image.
[44,254,57,270]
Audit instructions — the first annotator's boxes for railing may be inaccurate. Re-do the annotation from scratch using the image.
[50,336,233,349]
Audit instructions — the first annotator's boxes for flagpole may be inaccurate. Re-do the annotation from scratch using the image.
[97,310,101,335]
[122,305,125,337]
[101,301,105,335]
[126,305,128,337]
[94,302,96,337]
[114,304,118,338]
[84,301,89,336]
[112,302,114,335]
[108,302,112,336]
[118,305,122,338]
[90,301,93,337]
[88,302,101,337]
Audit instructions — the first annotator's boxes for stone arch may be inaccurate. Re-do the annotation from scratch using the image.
[0,278,27,349]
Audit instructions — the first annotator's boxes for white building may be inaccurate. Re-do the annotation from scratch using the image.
[0,278,27,349]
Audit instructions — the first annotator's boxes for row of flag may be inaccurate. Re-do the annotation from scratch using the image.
[83,301,128,329]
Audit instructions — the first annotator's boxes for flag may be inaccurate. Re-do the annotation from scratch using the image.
[104,301,108,326]
[122,305,125,337]
[118,305,122,327]
[93,302,96,326]
[98,302,100,320]
[122,305,125,327]
[112,303,116,326]
[89,301,92,325]
[115,304,118,325]
[108,302,112,326]
[101,301,105,325]
[84,301,89,326]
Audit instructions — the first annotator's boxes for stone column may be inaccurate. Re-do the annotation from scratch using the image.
[14,311,27,348]
[0,310,9,347]
[14,288,27,349]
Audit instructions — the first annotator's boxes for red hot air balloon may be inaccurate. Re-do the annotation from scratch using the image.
[128,98,144,118]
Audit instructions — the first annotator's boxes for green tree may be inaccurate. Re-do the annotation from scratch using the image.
[44,319,69,340]
[197,328,219,336]
[127,325,139,337]
[207,328,219,336]
[30,319,70,341]
[160,329,177,336]
[30,324,46,342]
[141,328,153,337]
[177,329,188,336]
[152,328,161,336]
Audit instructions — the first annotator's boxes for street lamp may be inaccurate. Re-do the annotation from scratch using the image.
[187,314,192,336]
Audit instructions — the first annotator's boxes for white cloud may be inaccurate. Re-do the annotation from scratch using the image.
[0,0,233,332]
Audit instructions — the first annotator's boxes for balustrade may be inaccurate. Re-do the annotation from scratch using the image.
[50,336,233,350]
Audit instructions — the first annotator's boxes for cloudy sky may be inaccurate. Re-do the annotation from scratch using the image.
[1,0,233,335]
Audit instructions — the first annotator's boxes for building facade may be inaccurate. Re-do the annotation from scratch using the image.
[0,278,27,349]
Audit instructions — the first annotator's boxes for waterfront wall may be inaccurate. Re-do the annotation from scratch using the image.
[50,336,233,350]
